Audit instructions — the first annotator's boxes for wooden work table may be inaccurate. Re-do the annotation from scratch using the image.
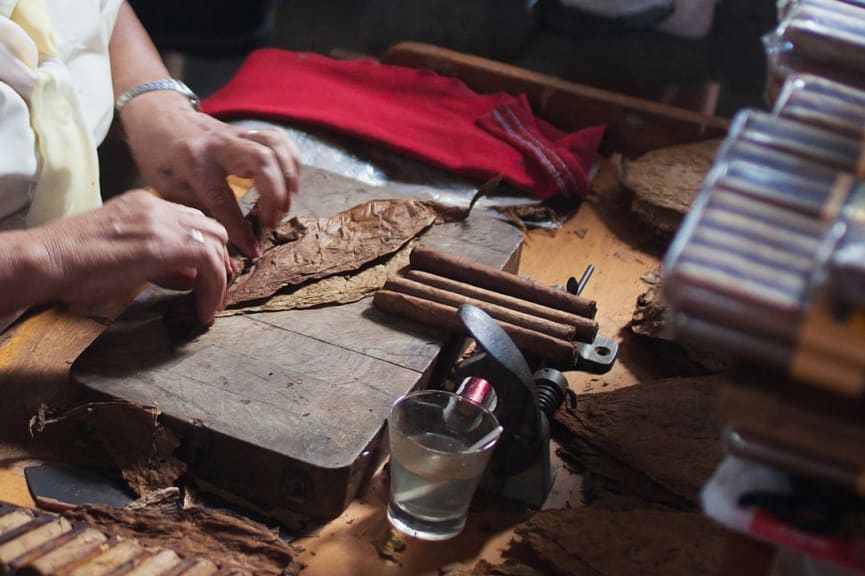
[0,160,665,575]
[0,43,746,574]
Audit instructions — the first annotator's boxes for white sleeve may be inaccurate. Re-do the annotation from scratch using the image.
[100,0,125,36]
[45,0,124,146]
[0,19,38,229]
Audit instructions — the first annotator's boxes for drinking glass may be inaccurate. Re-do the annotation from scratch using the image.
[386,389,501,541]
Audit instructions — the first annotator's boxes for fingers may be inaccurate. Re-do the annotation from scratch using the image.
[167,210,231,323]
[199,126,300,230]
[134,193,231,322]
[171,126,301,256]
[196,170,261,258]
[42,191,233,325]
[150,267,197,291]
[209,132,288,230]
[190,236,229,324]
[239,128,301,213]
[176,207,229,245]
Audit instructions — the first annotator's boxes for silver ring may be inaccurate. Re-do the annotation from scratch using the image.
[189,229,205,244]
[241,129,260,139]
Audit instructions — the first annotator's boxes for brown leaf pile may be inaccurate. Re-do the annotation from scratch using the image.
[511,507,726,576]
[64,504,303,576]
[226,198,467,308]
[555,375,725,507]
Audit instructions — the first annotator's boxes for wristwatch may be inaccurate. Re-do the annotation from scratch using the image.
[115,79,201,115]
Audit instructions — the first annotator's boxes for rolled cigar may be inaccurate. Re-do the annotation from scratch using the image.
[701,207,821,256]
[373,290,577,367]
[0,517,73,567]
[159,557,218,576]
[674,315,793,369]
[737,109,859,172]
[680,244,807,295]
[410,246,597,319]
[0,510,35,535]
[124,549,181,576]
[673,280,802,346]
[403,270,593,327]
[719,170,849,220]
[724,427,865,496]
[692,226,814,273]
[17,528,108,576]
[672,262,803,312]
[67,539,147,576]
[386,276,575,341]
[710,190,827,238]
[386,275,598,343]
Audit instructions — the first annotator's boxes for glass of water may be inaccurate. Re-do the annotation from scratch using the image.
[387,389,501,541]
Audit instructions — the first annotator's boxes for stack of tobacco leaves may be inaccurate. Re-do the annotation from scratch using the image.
[222,197,474,314]
[0,500,302,576]
[440,508,726,576]
[554,375,725,508]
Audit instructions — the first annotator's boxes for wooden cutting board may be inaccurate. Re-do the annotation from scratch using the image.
[71,167,522,528]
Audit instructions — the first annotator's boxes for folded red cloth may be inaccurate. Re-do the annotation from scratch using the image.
[202,49,605,199]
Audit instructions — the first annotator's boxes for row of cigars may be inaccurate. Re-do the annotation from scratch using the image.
[0,503,243,576]
[769,0,865,99]
[373,246,598,368]
[662,0,865,552]
[663,70,865,397]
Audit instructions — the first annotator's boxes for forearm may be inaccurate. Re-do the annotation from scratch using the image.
[0,230,56,314]
[109,2,195,130]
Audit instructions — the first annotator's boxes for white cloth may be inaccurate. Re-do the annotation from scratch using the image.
[0,0,123,229]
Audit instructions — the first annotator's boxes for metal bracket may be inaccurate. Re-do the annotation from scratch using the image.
[576,335,618,373]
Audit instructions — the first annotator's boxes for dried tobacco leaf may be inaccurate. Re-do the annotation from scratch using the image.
[555,375,724,508]
[510,508,725,576]
[63,504,303,576]
[227,197,470,308]
[218,242,414,316]
[29,401,185,497]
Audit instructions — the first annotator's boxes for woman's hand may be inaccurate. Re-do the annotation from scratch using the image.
[107,2,300,258]
[9,190,233,323]
[120,94,301,258]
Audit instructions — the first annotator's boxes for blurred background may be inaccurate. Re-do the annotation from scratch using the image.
[128,0,777,118]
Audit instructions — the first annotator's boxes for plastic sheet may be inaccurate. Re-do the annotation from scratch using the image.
[662,110,865,390]
[764,3,865,102]
[773,74,865,141]
[232,119,565,229]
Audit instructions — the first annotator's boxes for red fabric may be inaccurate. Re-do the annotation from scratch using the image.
[202,49,605,199]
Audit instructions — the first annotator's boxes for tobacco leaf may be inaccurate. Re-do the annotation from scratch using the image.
[554,375,724,508]
[509,508,725,576]
[629,280,731,375]
[630,275,667,339]
[493,205,563,232]
[29,401,185,497]
[63,504,303,576]
[218,241,413,316]
[619,138,721,239]
[227,198,465,308]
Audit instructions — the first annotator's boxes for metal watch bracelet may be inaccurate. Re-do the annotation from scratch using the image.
[115,79,201,115]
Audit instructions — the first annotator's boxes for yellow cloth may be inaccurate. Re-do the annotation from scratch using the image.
[10,0,100,227]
